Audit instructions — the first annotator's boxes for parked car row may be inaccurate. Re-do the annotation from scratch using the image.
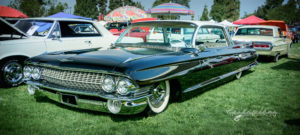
[21,20,258,115]
[1,18,291,115]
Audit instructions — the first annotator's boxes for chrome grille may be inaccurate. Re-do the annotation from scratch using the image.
[40,67,104,91]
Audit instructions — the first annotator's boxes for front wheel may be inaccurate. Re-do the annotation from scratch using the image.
[236,71,242,79]
[0,60,24,87]
[147,80,170,114]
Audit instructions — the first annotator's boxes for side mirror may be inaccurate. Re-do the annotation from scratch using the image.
[52,32,61,41]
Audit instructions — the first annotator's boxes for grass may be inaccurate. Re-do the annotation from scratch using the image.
[0,44,300,135]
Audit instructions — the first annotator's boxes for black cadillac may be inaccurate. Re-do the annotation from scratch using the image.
[24,21,258,115]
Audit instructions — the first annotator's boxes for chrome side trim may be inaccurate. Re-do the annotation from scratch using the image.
[124,101,147,107]
[183,62,258,93]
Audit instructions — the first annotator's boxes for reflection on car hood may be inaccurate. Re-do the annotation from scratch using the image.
[28,48,181,73]
[0,18,27,37]
[232,35,275,42]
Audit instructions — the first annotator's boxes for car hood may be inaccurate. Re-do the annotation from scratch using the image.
[0,18,27,37]
[28,48,185,75]
[232,35,274,42]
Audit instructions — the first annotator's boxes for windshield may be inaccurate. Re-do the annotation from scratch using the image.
[115,22,197,49]
[15,20,54,37]
[236,28,273,36]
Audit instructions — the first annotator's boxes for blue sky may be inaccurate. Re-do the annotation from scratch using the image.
[0,0,288,20]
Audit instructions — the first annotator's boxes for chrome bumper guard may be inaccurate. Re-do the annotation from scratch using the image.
[26,81,150,115]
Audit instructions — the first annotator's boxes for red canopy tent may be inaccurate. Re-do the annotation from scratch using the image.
[233,15,264,25]
[0,6,28,18]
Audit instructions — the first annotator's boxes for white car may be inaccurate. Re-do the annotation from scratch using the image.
[0,17,118,87]
[232,25,292,62]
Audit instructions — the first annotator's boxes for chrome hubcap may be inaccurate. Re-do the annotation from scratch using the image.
[149,82,166,108]
[3,62,23,84]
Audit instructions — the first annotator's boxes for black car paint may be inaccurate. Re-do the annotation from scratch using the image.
[28,46,257,90]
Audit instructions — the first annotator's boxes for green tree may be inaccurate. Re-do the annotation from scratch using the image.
[266,0,298,24]
[253,0,299,24]
[133,1,144,10]
[210,0,240,22]
[254,0,283,19]
[74,0,98,19]
[241,12,252,19]
[200,5,209,21]
[108,0,122,12]
[97,0,107,15]
[47,2,68,16]
[8,0,49,17]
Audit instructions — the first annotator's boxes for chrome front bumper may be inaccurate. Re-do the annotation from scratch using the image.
[26,81,150,115]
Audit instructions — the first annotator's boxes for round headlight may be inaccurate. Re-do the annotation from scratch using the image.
[23,66,33,79]
[116,78,135,95]
[101,75,115,93]
[31,67,41,80]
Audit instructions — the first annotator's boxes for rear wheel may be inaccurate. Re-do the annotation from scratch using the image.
[273,53,280,62]
[147,80,170,114]
[0,59,24,87]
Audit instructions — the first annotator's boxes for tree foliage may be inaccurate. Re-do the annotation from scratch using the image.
[47,2,68,16]
[74,0,98,19]
[200,5,209,21]
[253,0,299,24]
[241,12,252,19]
[108,0,122,12]
[9,0,49,17]
[9,0,68,17]
[254,0,283,19]
[97,0,108,15]
[210,0,240,22]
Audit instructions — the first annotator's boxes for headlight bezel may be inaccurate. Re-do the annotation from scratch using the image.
[31,67,41,80]
[23,66,33,79]
[116,78,136,95]
[101,75,116,93]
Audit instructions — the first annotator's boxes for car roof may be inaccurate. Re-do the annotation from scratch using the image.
[19,17,94,22]
[238,25,279,29]
[132,20,225,28]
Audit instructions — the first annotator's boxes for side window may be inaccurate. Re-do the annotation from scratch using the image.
[195,26,228,48]
[49,22,61,39]
[236,28,247,35]
[59,21,101,37]
[278,28,283,37]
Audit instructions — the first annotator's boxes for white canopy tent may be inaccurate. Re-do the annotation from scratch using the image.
[220,20,239,27]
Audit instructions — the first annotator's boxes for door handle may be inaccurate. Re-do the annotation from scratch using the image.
[84,41,91,44]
